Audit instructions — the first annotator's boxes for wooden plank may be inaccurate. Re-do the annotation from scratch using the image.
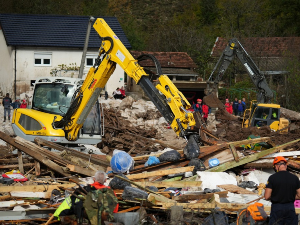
[18,150,24,174]
[0,163,34,169]
[0,201,25,208]
[148,193,176,204]
[0,184,76,193]
[66,164,94,177]
[10,191,52,199]
[35,160,41,176]
[217,184,256,195]
[117,206,141,213]
[203,149,243,167]
[172,191,228,202]
[126,166,194,180]
[229,144,239,162]
[135,181,202,188]
[208,138,300,172]
[0,132,72,178]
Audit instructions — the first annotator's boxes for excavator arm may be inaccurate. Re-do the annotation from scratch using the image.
[54,18,196,142]
[207,38,273,103]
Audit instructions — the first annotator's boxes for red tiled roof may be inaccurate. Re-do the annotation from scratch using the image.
[211,37,300,58]
[130,51,197,69]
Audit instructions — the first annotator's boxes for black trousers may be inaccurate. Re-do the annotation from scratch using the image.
[269,202,298,225]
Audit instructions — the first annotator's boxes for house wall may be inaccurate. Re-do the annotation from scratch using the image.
[0,30,14,96]
[0,44,124,98]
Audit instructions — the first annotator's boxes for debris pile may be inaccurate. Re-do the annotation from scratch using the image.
[0,97,300,224]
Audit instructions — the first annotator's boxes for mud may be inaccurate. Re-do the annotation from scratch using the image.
[212,107,300,150]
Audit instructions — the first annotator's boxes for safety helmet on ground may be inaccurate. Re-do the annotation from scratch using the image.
[273,156,287,165]
[197,99,202,102]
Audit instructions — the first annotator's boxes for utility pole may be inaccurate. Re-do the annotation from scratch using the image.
[78,16,95,78]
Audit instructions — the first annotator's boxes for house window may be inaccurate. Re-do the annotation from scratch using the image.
[86,55,99,67]
[34,53,52,66]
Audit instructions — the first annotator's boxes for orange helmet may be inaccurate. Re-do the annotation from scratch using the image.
[197,99,202,102]
[273,156,287,165]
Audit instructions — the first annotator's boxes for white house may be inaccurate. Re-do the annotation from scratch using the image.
[0,14,131,99]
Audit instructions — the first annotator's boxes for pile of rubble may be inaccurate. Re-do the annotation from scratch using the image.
[0,96,300,224]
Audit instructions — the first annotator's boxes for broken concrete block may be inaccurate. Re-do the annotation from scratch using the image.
[119,96,135,110]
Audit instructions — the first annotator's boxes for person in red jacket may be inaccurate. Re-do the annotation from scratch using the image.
[120,86,126,98]
[202,104,209,122]
[225,99,233,114]
[20,99,27,108]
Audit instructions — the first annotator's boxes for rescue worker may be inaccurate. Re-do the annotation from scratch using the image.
[2,93,12,122]
[193,99,202,113]
[264,156,300,225]
[54,171,118,222]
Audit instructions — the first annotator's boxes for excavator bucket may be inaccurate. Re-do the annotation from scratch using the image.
[203,92,224,109]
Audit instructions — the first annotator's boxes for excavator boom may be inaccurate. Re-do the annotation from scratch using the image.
[53,18,196,142]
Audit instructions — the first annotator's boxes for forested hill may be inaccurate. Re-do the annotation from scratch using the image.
[1,0,300,110]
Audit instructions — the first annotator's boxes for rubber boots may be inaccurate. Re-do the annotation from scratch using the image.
[3,117,6,122]
[8,116,10,121]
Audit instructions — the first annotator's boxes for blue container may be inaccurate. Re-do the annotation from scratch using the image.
[208,158,220,168]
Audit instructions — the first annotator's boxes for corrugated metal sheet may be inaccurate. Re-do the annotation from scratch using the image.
[0,14,131,49]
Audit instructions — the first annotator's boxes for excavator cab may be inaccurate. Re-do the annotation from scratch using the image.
[12,77,103,145]
[243,101,288,133]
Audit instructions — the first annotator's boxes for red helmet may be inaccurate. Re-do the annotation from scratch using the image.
[273,156,287,165]
[197,99,202,102]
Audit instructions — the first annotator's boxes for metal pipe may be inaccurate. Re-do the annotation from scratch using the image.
[78,16,95,78]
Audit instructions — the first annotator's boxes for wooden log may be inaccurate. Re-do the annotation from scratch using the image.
[208,138,300,172]
[18,150,24,174]
[126,166,194,180]
[135,180,202,188]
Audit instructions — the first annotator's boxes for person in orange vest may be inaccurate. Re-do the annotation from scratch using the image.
[265,156,300,225]
[225,99,233,114]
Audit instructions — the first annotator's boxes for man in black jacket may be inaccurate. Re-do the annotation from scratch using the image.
[233,98,239,116]
[2,93,12,122]
[265,156,300,225]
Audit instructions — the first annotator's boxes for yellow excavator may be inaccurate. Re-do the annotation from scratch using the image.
[12,18,200,153]
[205,38,289,132]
